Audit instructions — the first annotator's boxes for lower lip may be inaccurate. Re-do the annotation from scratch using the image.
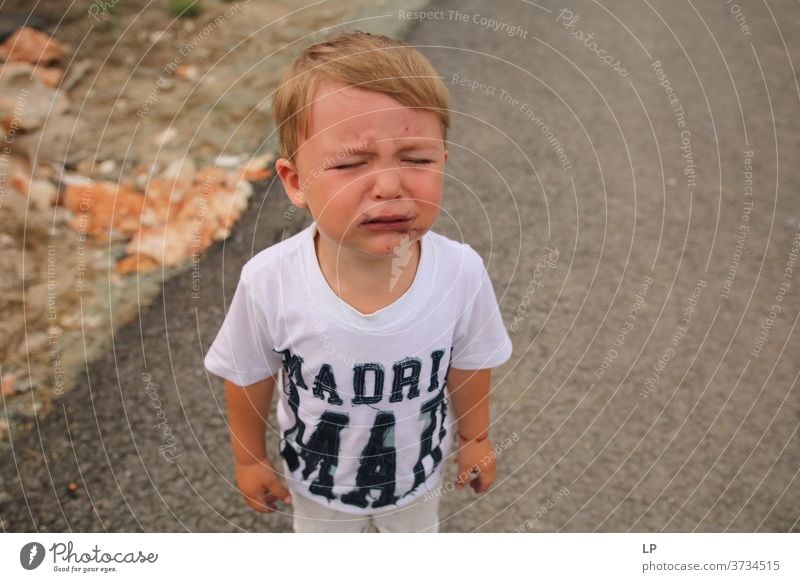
[360,219,412,231]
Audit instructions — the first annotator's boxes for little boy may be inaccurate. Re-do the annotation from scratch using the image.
[203,31,512,533]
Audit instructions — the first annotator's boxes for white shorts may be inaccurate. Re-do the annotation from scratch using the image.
[291,490,441,533]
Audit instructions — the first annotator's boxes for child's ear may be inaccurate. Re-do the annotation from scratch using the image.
[275,157,306,208]
[444,149,448,163]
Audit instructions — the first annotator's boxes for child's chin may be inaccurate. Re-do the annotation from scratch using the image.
[361,231,417,256]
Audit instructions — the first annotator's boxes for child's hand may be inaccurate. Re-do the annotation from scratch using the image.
[235,457,292,513]
[453,437,496,493]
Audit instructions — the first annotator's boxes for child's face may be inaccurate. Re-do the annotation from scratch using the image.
[276,81,448,258]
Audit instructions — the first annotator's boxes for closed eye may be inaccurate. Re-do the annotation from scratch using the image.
[403,159,432,165]
[332,162,366,170]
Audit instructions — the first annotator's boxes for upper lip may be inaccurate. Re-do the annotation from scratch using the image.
[362,213,412,223]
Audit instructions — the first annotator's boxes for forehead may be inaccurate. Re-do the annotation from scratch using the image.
[305,82,442,152]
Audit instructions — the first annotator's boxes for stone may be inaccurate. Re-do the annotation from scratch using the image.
[0,27,64,65]
[0,64,69,133]
[27,179,58,210]
[237,152,275,181]
[1,372,19,396]
[33,66,63,88]
[62,181,145,236]
[153,127,177,148]
[175,64,199,82]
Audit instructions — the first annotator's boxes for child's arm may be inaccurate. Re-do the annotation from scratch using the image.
[226,377,292,513]
[446,367,496,493]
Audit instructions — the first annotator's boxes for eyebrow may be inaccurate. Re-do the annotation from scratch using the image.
[326,140,439,156]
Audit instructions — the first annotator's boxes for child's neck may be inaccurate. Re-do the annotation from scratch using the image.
[314,231,420,313]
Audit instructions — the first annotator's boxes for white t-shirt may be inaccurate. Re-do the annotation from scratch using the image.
[204,221,513,515]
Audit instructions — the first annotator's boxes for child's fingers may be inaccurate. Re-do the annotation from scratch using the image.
[263,496,278,513]
[472,469,495,493]
[455,465,479,489]
[266,477,293,505]
[244,491,271,513]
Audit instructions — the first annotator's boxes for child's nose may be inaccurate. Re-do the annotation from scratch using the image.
[370,167,402,199]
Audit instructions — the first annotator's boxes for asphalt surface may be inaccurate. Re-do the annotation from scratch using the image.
[2,0,799,532]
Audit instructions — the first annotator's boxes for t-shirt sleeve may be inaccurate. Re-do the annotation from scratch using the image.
[450,247,513,370]
[203,265,282,386]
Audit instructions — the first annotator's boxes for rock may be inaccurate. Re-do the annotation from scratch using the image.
[8,165,31,196]
[27,179,58,210]
[144,177,191,223]
[161,158,196,183]
[0,27,64,65]
[12,374,34,394]
[194,166,227,189]
[214,154,246,169]
[75,159,96,177]
[127,220,196,267]
[0,64,69,133]
[148,30,171,45]
[83,315,103,328]
[63,181,145,236]
[238,152,275,181]
[61,59,92,93]
[115,253,159,274]
[175,64,199,82]
[133,163,156,190]
[98,159,117,175]
[18,332,49,355]
[1,372,19,396]
[153,127,177,148]
[34,66,63,88]
[58,172,92,186]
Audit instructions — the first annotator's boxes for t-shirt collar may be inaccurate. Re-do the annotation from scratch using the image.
[303,221,433,331]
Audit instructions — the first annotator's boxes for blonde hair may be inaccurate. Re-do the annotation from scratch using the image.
[273,31,451,161]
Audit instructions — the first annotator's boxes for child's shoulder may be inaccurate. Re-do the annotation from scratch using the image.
[240,224,310,282]
[426,229,486,274]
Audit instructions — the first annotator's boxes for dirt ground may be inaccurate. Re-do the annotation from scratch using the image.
[0,0,423,440]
